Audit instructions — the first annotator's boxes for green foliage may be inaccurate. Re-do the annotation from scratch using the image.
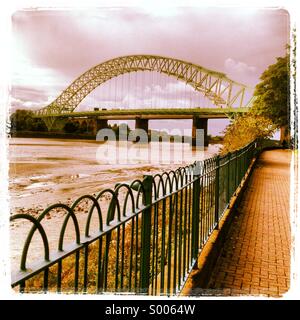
[221,53,289,152]
[251,54,290,128]
[63,121,80,133]
[10,109,47,132]
[221,113,276,153]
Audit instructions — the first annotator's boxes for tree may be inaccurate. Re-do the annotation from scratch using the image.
[10,109,32,132]
[63,121,80,133]
[29,118,47,131]
[251,54,290,142]
[10,109,47,133]
[221,113,276,153]
[221,52,290,152]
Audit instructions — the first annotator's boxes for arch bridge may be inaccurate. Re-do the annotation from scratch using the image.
[34,54,253,145]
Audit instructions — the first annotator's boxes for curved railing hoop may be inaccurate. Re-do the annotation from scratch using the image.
[94,188,121,225]
[57,204,81,251]
[70,194,103,237]
[152,173,166,199]
[10,214,50,271]
[161,172,173,196]
[114,183,136,217]
[129,179,146,209]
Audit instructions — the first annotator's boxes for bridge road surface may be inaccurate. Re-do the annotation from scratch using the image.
[185,150,291,297]
[208,149,291,296]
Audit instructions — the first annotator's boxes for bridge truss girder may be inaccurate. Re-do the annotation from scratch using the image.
[35,55,252,129]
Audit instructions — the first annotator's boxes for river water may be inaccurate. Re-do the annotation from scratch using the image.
[9,137,221,273]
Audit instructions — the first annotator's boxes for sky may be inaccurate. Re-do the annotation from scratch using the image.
[11,6,290,135]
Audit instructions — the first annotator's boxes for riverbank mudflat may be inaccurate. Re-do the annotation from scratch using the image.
[9,137,221,272]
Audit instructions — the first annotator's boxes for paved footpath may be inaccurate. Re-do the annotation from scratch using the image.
[208,149,291,297]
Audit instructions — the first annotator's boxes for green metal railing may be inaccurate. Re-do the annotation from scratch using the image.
[10,141,257,295]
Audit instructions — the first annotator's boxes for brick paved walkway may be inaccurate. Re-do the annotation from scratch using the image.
[208,149,291,297]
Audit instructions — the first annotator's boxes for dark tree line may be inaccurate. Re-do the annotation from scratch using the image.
[9,110,131,136]
[10,109,47,133]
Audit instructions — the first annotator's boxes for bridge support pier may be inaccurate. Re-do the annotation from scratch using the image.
[192,117,209,147]
[135,118,149,133]
[134,118,149,143]
[93,119,109,135]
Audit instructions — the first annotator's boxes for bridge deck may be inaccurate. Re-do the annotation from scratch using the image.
[37,107,249,119]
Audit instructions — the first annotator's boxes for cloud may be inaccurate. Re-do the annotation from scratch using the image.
[10,96,45,112]
[224,58,260,85]
[10,85,57,111]
[225,58,257,74]
[13,8,289,77]
[11,8,289,108]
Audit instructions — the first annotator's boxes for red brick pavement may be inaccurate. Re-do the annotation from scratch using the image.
[208,150,291,297]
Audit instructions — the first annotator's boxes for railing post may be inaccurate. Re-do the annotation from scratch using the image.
[244,147,247,176]
[235,150,238,191]
[192,161,201,263]
[227,152,231,204]
[214,155,220,229]
[140,174,153,294]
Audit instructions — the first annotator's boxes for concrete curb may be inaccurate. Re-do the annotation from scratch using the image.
[180,155,259,296]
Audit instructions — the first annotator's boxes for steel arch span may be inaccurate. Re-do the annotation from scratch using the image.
[35,54,253,128]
